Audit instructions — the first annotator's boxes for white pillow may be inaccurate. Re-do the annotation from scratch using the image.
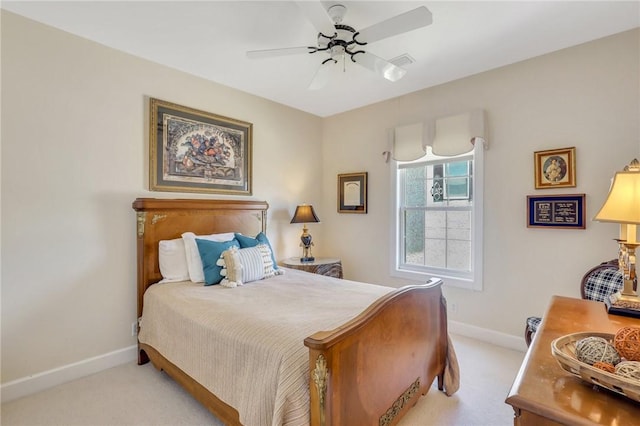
[158,238,190,283]
[218,244,284,288]
[182,232,236,283]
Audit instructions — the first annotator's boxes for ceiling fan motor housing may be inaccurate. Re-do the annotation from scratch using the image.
[317,24,366,62]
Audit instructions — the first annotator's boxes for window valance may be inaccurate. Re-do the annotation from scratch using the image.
[390,109,487,161]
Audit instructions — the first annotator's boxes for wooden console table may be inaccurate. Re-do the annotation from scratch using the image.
[506,296,640,426]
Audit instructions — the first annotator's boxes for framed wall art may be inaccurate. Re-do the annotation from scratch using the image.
[338,172,368,213]
[534,147,576,189]
[149,98,252,195]
[527,194,585,229]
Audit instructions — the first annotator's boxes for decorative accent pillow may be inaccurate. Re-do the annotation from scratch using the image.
[158,238,190,282]
[218,244,284,287]
[217,246,244,288]
[234,232,279,270]
[195,238,239,286]
[182,232,236,282]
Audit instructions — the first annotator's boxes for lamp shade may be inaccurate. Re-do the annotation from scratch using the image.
[594,170,640,225]
[290,204,320,224]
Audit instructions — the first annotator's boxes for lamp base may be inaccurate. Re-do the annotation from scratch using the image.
[298,227,315,264]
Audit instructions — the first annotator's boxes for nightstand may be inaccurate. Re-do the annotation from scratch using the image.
[281,257,343,279]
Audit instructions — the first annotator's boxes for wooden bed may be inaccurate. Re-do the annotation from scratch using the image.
[133,198,451,426]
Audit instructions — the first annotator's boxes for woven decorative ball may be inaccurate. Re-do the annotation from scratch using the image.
[592,361,616,374]
[613,326,640,361]
[615,361,640,382]
[575,336,621,366]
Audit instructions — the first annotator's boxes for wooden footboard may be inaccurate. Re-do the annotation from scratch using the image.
[305,278,447,426]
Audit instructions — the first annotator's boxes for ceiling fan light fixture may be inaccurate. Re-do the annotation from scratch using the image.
[330,45,346,59]
[384,65,407,82]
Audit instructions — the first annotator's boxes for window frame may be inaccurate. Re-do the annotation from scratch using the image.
[390,142,484,291]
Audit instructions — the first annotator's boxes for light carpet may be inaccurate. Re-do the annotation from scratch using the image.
[1,334,524,425]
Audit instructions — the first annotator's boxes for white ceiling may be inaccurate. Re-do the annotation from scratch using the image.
[3,1,639,117]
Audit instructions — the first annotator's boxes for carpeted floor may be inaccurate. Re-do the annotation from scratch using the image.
[1,334,524,426]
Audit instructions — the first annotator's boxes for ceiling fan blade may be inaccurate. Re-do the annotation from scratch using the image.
[353,52,407,82]
[308,61,334,90]
[295,1,336,38]
[246,46,311,59]
[356,6,432,44]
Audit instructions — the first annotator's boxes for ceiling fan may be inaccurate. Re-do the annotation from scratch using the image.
[246,2,433,90]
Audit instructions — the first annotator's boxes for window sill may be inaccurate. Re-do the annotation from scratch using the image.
[391,268,482,291]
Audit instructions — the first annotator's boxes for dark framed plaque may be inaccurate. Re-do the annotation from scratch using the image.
[527,194,585,229]
[338,172,368,213]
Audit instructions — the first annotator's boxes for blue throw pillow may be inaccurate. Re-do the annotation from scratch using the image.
[234,232,279,270]
[196,238,239,285]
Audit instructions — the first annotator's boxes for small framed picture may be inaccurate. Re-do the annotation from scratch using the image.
[534,147,576,189]
[338,172,367,214]
[527,194,585,229]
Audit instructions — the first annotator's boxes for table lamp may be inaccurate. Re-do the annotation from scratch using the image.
[594,158,640,302]
[290,204,320,262]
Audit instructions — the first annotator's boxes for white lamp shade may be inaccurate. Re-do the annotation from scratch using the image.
[594,171,640,224]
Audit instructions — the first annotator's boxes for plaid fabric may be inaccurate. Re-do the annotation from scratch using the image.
[583,268,623,301]
[526,263,623,344]
[526,316,542,333]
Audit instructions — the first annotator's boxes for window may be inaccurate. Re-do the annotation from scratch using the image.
[391,143,483,290]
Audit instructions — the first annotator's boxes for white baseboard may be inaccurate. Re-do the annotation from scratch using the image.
[2,322,525,404]
[448,320,528,353]
[1,345,137,403]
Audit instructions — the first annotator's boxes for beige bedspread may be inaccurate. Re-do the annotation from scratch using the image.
[138,268,394,426]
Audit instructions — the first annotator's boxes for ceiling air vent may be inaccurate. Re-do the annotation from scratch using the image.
[389,54,415,68]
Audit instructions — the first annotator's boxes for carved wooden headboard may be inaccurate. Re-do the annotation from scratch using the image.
[132,198,268,317]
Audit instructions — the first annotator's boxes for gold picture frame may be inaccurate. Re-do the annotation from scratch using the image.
[338,172,368,214]
[534,147,576,189]
[149,98,252,195]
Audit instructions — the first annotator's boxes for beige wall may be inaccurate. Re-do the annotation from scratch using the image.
[1,11,323,383]
[1,9,639,385]
[321,29,640,338]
